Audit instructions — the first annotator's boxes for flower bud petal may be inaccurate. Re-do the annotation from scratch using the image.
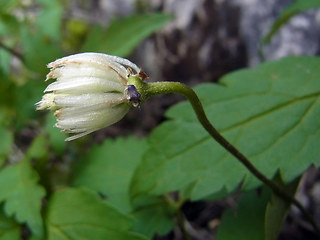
[36,93,56,110]
[44,77,125,93]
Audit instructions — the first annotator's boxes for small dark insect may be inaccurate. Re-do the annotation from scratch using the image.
[126,85,141,107]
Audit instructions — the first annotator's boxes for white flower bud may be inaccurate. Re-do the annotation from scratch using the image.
[36,52,141,141]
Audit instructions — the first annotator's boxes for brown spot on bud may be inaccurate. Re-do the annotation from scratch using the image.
[54,109,62,118]
[138,69,149,81]
[127,67,134,76]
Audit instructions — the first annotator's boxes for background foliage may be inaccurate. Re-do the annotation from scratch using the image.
[0,0,319,239]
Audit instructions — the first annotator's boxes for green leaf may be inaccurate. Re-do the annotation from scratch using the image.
[217,176,299,240]
[46,187,148,240]
[72,138,174,237]
[0,15,19,73]
[20,27,62,73]
[44,114,66,154]
[131,196,175,238]
[0,127,13,166]
[0,47,11,75]
[82,13,172,57]
[13,78,45,124]
[0,74,14,111]
[0,160,45,238]
[0,0,20,12]
[0,210,20,240]
[217,189,270,240]
[131,56,320,201]
[25,135,48,160]
[0,13,20,35]
[36,0,63,41]
[263,0,320,44]
[72,137,147,213]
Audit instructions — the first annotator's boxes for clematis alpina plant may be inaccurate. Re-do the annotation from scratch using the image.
[36,53,144,141]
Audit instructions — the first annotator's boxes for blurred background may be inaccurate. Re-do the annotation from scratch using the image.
[0,0,320,239]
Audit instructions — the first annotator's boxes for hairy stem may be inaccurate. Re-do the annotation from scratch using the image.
[136,80,320,236]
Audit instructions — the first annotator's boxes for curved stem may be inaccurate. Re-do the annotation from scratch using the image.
[140,81,320,236]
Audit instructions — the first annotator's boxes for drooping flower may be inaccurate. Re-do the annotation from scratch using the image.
[36,52,142,141]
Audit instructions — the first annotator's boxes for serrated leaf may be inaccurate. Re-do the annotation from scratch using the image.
[263,0,320,44]
[0,210,20,240]
[72,138,174,237]
[72,137,147,213]
[82,13,172,57]
[46,187,148,240]
[0,160,45,238]
[217,189,270,240]
[131,56,320,201]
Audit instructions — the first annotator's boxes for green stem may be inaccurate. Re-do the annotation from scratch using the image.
[128,78,320,236]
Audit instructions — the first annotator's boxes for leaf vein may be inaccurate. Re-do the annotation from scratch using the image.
[250,97,318,159]
[50,224,73,240]
[220,92,319,133]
